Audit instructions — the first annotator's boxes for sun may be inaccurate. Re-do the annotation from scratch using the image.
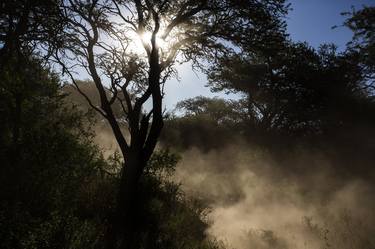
[126,29,170,55]
[140,31,168,50]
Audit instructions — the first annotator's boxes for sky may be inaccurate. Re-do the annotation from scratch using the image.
[287,0,374,49]
[162,0,375,110]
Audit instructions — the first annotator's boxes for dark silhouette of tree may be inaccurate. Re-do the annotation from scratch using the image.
[0,0,62,64]
[176,96,243,124]
[207,41,370,138]
[0,55,222,249]
[62,80,126,119]
[343,6,375,93]
[161,96,243,151]
[0,55,108,249]
[50,1,288,247]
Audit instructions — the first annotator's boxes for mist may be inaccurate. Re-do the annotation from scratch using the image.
[2,1,374,248]
[92,126,375,249]
[174,145,375,249]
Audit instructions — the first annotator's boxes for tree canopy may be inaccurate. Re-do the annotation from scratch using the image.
[48,1,289,247]
[2,1,375,249]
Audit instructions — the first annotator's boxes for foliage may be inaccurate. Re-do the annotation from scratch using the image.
[136,149,223,249]
[208,41,372,135]
[161,96,245,150]
[164,11,375,176]
[0,54,108,249]
[0,0,62,60]
[343,6,375,78]
[48,2,290,246]
[3,2,375,249]
[0,55,223,249]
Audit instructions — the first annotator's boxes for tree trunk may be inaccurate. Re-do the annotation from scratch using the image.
[109,149,146,249]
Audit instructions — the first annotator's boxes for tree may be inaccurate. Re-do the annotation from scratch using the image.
[161,96,244,151]
[208,41,370,138]
[0,0,62,65]
[0,55,109,249]
[0,54,224,249]
[343,6,375,93]
[51,1,288,247]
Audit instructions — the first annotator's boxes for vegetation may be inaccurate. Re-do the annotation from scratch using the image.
[0,55,223,249]
[0,1,374,249]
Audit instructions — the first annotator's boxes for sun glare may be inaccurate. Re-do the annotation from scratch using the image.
[127,30,170,55]
[140,31,168,50]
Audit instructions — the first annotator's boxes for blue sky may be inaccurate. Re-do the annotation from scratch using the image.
[162,0,374,110]
[287,0,374,50]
